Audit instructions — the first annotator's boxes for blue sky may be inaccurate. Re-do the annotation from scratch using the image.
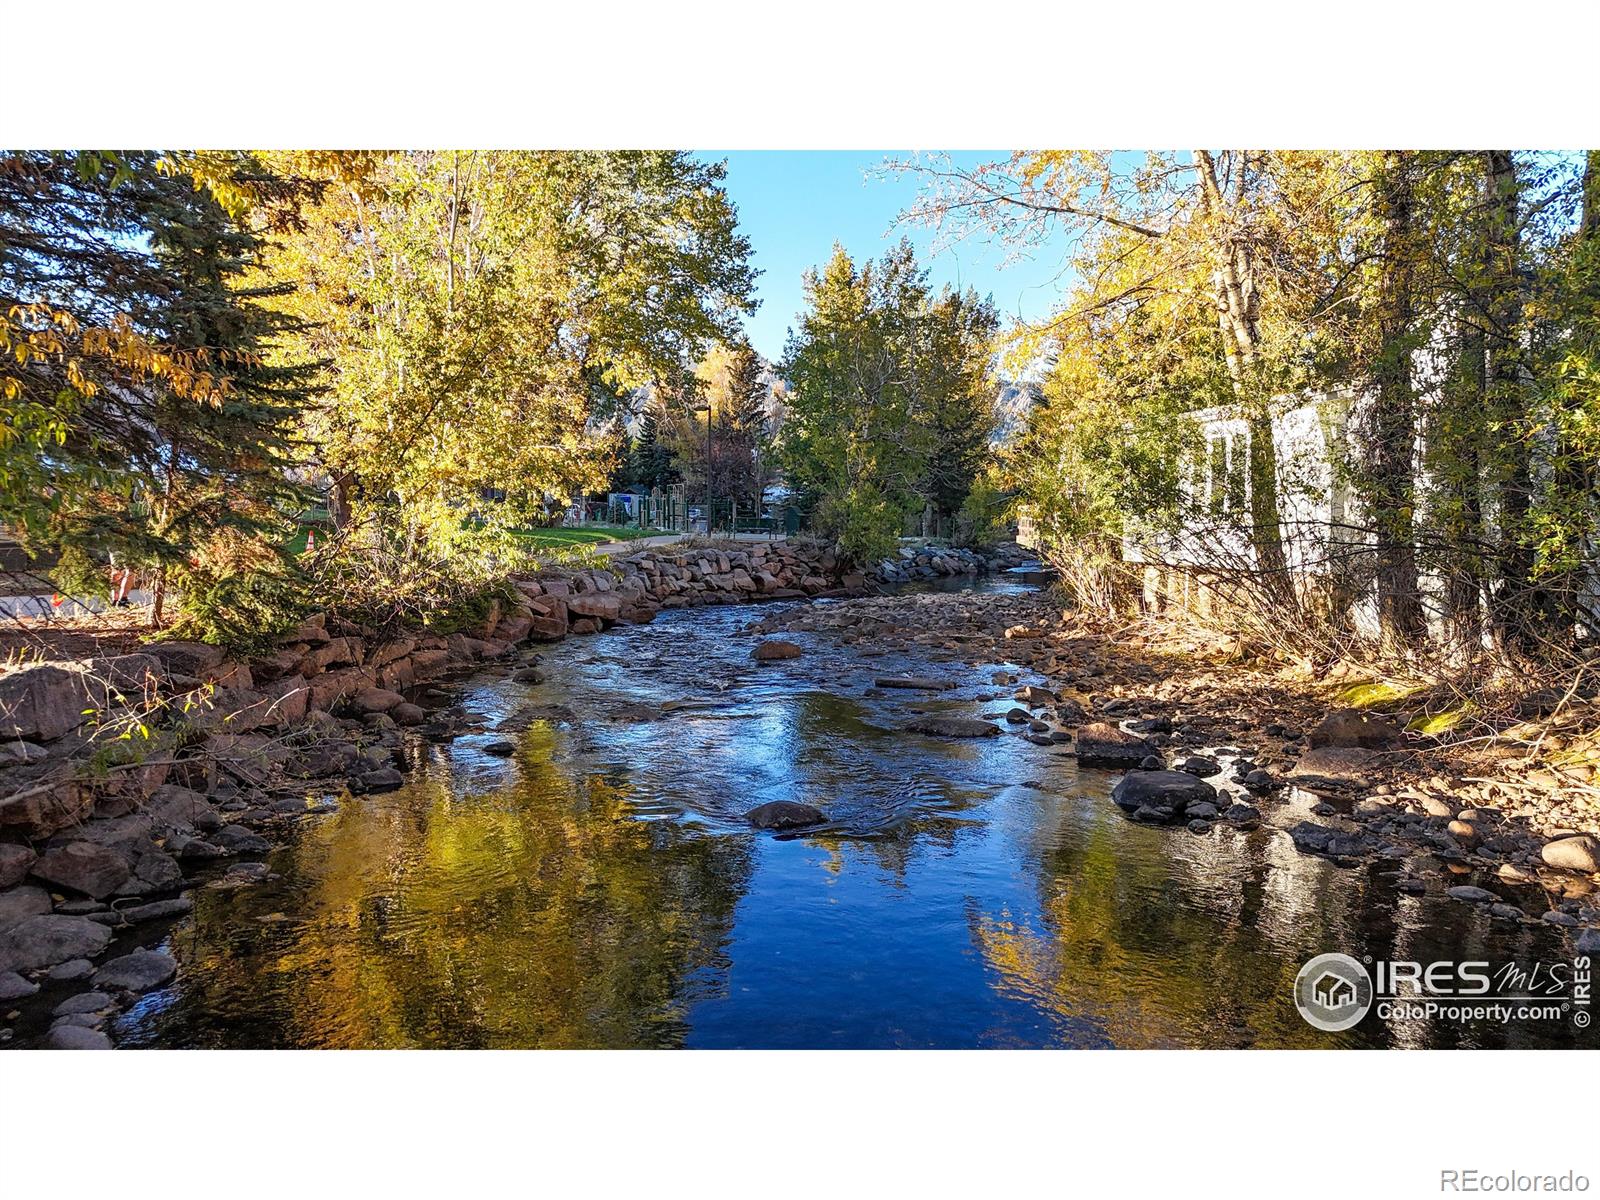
[696,151,1075,363]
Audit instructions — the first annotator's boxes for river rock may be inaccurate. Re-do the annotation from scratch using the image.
[0,884,52,930]
[47,958,94,983]
[120,897,193,923]
[1111,771,1218,822]
[1541,835,1600,874]
[0,661,94,741]
[214,825,270,855]
[1176,756,1222,778]
[0,844,38,888]
[129,851,184,894]
[1307,708,1401,750]
[43,1025,112,1049]
[1574,928,1600,957]
[1074,723,1155,768]
[93,949,178,993]
[875,677,956,690]
[355,766,406,793]
[0,969,39,999]
[1289,747,1377,787]
[53,990,115,1016]
[1223,802,1262,828]
[1447,885,1500,904]
[745,801,827,831]
[751,640,803,662]
[903,716,1000,739]
[29,842,130,899]
[0,914,114,972]
[353,687,405,715]
[145,640,226,677]
[1013,686,1055,705]
[385,702,423,727]
[1287,821,1340,854]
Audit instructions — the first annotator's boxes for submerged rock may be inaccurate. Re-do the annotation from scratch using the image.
[751,640,803,662]
[745,801,827,831]
[903,716,1000,739]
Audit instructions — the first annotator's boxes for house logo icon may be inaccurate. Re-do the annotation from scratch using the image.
[1294,953,1373,1032]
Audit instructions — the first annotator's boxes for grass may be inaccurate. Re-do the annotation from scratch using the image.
[283,523,657,556]
[508,525,657,548]
[1334,679,1428,709]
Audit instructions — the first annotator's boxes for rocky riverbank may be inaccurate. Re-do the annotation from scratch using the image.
[0,537,1021,1047]
[745,586,1600,950]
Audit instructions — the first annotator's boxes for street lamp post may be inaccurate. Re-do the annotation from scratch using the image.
[693,401,711,533]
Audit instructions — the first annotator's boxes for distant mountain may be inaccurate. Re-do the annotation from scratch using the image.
[992,379,1041,447]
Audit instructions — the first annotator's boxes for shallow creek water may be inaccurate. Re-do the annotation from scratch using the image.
[93,582,1593,1048]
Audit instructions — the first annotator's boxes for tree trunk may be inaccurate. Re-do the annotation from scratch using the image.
[1193,151,1291,606]
[1369,150,1426,655]
[1482,150,1535,644]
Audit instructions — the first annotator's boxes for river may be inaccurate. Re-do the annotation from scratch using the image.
[108,581,1593,1049]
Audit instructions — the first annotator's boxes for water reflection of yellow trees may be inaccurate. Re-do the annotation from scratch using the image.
[174,722,753,1047]
[969,816,1379,1048]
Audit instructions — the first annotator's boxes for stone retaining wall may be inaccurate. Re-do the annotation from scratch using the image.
[0,539,1014,840]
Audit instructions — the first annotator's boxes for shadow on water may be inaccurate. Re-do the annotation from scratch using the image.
[111,583,1596,1049]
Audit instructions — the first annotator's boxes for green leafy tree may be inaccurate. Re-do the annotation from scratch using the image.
[0,151,320,629]
[781,240,997,563]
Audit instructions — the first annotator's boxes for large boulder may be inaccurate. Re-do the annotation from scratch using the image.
[0,914,114,972]
[1307,708,1401,750]
[745,801,827,830]
[261,675,310,724]
[30,841,131,899]
[564,592,623,622]
[0,662,93,742]
[300,636,363,674]
[1074,722,1156,768]
[1110,770,1219,822]
[188,685,278,733]
[145,640,226,677]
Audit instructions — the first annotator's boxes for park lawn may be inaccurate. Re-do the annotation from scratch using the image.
[509,525,655,548]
